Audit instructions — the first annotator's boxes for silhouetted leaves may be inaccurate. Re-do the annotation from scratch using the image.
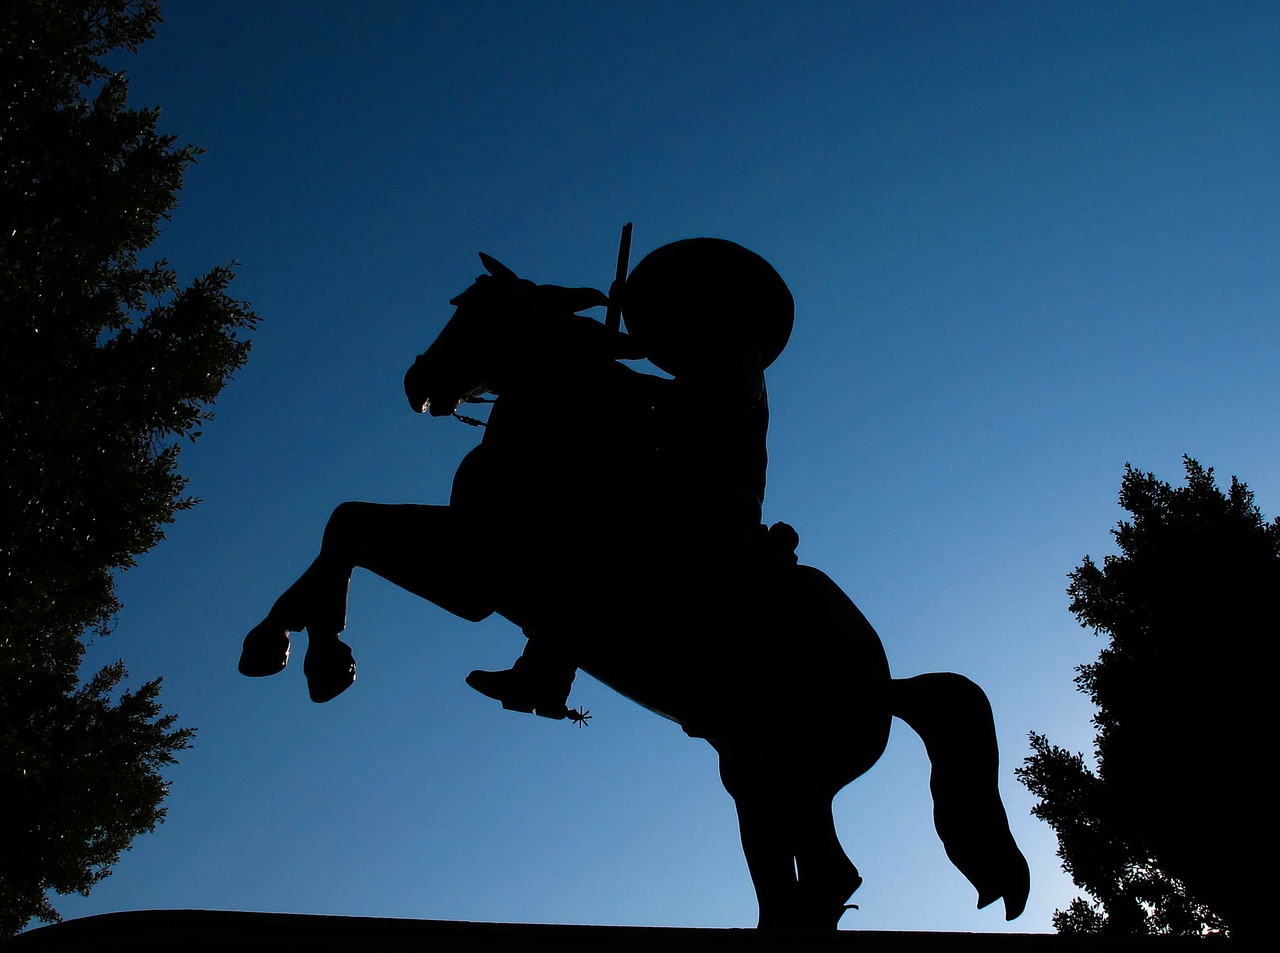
[1018,457,1274,938]
[1,0,256,934]
[1,661,193,935]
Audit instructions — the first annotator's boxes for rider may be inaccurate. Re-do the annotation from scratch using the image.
[465,238,800,720]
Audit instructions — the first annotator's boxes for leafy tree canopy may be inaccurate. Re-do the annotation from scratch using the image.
[1,0,258,934]
[1019,457,1275,939]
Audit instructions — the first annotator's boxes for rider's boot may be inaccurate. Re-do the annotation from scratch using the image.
[466,638,576,720]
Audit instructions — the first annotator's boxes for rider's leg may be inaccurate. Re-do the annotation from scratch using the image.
[241,503,493,701]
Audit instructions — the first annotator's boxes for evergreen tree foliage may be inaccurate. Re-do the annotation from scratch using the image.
[1,1,258,933]
[1018,458,1275,939]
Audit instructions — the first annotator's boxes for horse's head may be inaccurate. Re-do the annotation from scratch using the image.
[404,254,640,416]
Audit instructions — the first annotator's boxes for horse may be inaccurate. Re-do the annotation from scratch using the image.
[240,254,1030,930]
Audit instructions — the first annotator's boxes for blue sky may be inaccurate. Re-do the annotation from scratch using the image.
[50,0,1279,934]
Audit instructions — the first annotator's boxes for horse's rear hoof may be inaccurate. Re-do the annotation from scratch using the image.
[304,638,356,703]
[805,871,862,931]
[239,623,290,677]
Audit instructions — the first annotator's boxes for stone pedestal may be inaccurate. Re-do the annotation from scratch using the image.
[9,911,1235,952]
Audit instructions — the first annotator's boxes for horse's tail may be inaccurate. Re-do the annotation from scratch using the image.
[890,673,1030,921]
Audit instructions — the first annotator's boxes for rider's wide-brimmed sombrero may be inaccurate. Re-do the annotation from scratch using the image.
[620,238,794,377]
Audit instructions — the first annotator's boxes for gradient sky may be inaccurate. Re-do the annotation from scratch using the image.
[47,0,1280,934]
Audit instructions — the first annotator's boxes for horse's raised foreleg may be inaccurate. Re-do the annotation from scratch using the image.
[240,502,494,702]
[323,502,495,622]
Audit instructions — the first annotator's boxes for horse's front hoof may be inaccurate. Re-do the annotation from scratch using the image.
[304,638,356,703]
[239,623,290,677]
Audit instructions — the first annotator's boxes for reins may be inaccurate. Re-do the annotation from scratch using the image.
[449,222,632,433]
[452,395,494,428]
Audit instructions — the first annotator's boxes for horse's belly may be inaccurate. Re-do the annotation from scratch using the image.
[575,564,892,748]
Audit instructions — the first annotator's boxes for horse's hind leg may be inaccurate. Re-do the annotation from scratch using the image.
[241,503,492,701]
[717,743,866,931]
[789,781,862,929]
[717,749,798,930]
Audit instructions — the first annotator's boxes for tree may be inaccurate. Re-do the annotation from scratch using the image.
[1,1,258,934]
[1018,457,1275,939]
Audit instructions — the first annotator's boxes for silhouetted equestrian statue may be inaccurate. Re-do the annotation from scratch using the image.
[240,226,1030,931]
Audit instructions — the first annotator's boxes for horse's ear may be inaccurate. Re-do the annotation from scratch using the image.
[478,252,520,282]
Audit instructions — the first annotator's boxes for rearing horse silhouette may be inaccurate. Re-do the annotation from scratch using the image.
[240,249,1030,931]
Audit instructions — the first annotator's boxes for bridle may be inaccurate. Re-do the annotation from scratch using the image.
[452,395,494,428]
[448,222,633,432]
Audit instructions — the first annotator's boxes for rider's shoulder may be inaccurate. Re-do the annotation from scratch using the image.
[667,343,766,409]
